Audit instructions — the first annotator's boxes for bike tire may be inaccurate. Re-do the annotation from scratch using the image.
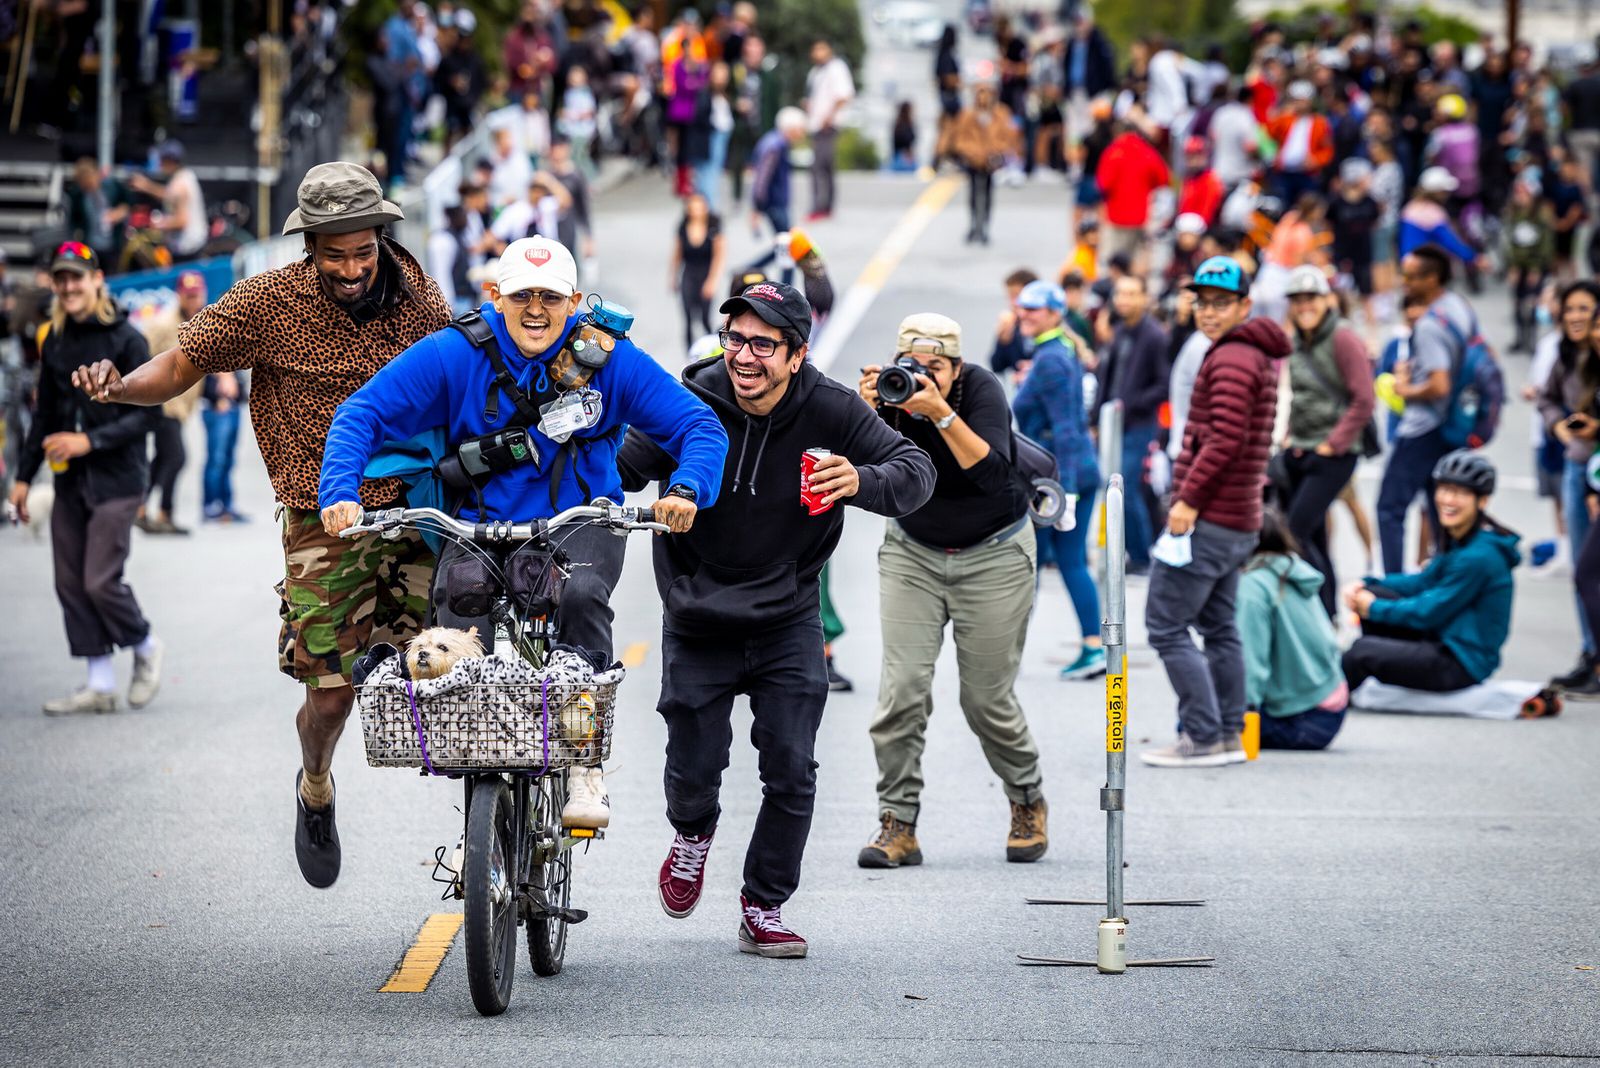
[463,777,518,1016]
[528,773,572,976]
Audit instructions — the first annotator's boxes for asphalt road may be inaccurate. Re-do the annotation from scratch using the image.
[4,113,1600,1068]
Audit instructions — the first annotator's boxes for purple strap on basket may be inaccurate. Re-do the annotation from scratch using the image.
[539,673,551,775]
[404,678,437,777]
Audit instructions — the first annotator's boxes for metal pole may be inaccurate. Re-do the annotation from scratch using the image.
[98,0,115,171]
[1096,400,1123,618]
[1101,475,1127,975]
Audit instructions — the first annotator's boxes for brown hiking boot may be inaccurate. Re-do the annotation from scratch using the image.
[857,811,922,869]
[1007,797,1048,863]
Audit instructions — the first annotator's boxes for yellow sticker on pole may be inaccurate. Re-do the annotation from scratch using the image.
[1106,659,1127,753]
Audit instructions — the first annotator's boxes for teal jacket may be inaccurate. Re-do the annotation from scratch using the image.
[1365,524,1520,682]
[1238,553,1343,716]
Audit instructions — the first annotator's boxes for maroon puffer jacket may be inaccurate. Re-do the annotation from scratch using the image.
[1173,319,1291,533]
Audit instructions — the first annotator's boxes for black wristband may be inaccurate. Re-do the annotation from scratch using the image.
[665,484,697,503]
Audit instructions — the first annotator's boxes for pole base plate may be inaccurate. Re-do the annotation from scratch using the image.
[1016,954,1215,967]
[1025,898,1206,907]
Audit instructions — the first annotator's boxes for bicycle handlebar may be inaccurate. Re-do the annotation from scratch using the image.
[338,499,670,543]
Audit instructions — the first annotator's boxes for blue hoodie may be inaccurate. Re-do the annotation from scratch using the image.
[1365,523,1520,682]
[320,304,729,519]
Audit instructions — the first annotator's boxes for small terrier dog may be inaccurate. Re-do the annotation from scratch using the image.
[405,626,484,680]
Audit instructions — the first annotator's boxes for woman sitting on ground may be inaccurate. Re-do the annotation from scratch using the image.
[1341,451,1519,693]
[1237,507,1348,751]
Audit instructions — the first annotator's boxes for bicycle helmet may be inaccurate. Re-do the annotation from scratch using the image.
[1432,450,1496,496]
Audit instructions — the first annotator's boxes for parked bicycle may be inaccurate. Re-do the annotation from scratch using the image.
[342,498,665,1016]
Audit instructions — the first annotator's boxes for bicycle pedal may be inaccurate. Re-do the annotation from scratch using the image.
[556,907,588,925]
[564,827,604,840]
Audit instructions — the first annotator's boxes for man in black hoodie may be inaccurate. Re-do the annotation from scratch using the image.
[619,281,935,959]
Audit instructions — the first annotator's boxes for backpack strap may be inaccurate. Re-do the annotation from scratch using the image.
[447,309,543,426]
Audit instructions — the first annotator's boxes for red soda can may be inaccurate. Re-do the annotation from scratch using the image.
[800,448,833,515]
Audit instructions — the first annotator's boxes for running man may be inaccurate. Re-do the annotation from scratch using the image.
[71,163,452,888]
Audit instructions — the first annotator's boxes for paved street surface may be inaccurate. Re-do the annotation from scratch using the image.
[5,170,1600,1068]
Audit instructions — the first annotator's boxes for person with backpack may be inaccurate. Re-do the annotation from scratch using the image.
[1376,244,1477,573]
[1281,266,1377,616]
[1010,281,1103,680]
[854,313,1050,869]
[318,236,730,830]
[1343,451,1519,692]
[1237,507,1348,750]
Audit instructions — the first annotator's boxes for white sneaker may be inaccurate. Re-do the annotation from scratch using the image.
[42,687,118,716]
[561,766,610,829]
[129,637,164,709]
[1139,735,1231,768]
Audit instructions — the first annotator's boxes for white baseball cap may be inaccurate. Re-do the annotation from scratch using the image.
[1418,167,1459,194]
[496,236,578,297]
[1285,265,1332,297]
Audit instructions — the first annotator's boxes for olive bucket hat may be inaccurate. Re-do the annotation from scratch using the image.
[282,162,405,236]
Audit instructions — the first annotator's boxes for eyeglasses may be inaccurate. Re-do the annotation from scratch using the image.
[501,288,570,308]
[719,330,786,358]
[1194,296,1241,312]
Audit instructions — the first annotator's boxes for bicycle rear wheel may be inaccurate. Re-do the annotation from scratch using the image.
[528,773,572,976]
[463,777,518,1016]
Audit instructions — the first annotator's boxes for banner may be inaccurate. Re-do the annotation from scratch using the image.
[105,255,236,333]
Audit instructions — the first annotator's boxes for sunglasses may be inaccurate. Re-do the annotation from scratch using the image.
[500,288,570,308]
[56,241,94,262]
[720,330,786,358]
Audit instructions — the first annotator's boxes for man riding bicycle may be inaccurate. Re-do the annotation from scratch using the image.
[319,235,729,829]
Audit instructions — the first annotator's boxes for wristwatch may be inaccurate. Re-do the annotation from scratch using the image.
[664,484,697,503]
[934,411,958,430]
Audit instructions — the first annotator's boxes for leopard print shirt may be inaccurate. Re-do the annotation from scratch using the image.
[178,239,451,509]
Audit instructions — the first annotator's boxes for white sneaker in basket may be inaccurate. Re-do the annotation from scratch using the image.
[562,767,610,829]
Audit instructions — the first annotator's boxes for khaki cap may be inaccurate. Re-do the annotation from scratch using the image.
[282,162,405,236]
[895,312,962,359]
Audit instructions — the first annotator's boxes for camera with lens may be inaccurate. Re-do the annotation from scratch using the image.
[876,356,932,407]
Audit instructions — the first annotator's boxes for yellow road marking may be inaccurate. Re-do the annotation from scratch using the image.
[380,913,463,993]
[621,641,649,668]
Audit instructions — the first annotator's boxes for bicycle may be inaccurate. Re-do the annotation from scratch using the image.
[341,498,666,1017]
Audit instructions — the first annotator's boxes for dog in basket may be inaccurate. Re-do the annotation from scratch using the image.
[405,626,485,680]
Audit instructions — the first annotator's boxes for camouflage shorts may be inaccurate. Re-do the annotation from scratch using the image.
[276,506,434,689]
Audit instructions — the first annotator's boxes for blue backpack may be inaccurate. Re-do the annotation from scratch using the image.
[1429,310,1504,449]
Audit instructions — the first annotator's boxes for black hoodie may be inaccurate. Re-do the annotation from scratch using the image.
[619,356,935,638]
[17,305,159,504]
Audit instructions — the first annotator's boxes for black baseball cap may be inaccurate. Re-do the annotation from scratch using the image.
[719,281,813,343]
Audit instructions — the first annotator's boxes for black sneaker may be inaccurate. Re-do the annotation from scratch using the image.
[826,655,853,693]
[1562,670,1600,700]
[294,770,341,888]
[1551,653,1596,690]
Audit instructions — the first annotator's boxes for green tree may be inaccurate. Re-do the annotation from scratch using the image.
[1095,0,1239,61]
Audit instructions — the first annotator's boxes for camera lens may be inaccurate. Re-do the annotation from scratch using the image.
[877,365,917,406]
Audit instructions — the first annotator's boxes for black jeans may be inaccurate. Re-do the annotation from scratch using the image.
[1574,513,1600,649]
[1342,588,1475,691]
[658,617,829,908]
[51,483,150,658]
[431,522,627,663]
[1283,449,1358,616]
[147,415,186,516]
[1259,707,1345,750]
[965,165,994,238]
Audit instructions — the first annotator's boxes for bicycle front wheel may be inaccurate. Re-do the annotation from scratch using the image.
[463,777,518,1016]
[528,773,572,976]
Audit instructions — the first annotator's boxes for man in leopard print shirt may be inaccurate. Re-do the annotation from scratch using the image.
[71,163,451,889]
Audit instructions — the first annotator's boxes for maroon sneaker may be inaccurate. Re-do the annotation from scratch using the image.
[737,894,808,959]
[658,831,714,918]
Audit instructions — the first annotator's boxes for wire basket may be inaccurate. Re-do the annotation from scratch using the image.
[356,668,622,772]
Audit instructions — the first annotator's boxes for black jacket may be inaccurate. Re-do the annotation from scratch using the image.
[619,357,935,637]
[1094,314,1171,429]
[1063,29,1117,98]
[18,306,159,503]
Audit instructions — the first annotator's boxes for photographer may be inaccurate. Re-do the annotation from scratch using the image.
[855,313,1049,870]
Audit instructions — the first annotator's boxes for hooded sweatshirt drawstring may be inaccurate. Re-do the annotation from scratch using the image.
[746,419,774,496]
[729,414,775,496]
[730,415,754,495]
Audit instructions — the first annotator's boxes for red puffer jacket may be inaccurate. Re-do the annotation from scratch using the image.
[1173,319,1291,533]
